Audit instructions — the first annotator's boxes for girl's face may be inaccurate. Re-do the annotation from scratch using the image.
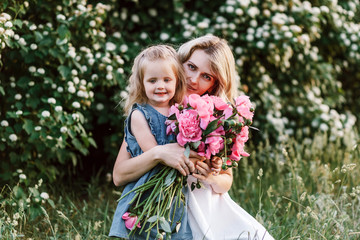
[183,49,217,96]
[143,59,177,108]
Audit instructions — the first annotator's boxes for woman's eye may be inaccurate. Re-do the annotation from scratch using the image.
[188,64,195,70]
[202,74,211,81]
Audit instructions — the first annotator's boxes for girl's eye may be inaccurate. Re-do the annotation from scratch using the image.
[149,79,156,83]
[164,78,171,82]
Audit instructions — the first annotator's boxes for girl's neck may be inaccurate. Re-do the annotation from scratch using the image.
[147,103,170,116]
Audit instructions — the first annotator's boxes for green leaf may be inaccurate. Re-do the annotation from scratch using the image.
[147,215,158,223]
[168,113,176,120]
[190,141,202,149]
[0,86,4,96]
[23,119,34,135]
[57,24,70,39]
[203,118,220,136]
[164,169,176,187]
[58,65,70,79]
[183,145,190,158]
[159,218,171,233]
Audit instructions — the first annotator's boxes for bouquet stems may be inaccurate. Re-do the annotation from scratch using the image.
[119,166,186,239]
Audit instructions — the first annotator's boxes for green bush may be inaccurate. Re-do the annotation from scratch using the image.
[0,0,359,183]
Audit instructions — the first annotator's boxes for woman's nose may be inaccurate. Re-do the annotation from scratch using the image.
[189,72,200,84]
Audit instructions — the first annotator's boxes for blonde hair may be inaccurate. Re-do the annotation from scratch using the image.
[178,35,238,103]
[124,45,187,114]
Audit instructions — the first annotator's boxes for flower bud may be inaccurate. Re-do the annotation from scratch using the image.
[226,138,233,144]
[178,105,183,111]
[232,161,238,168]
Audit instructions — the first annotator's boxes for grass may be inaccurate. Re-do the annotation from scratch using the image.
[1,131,359,239]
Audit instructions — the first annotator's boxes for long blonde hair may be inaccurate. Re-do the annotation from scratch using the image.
[178,35,238,103]
[124,45,187,114]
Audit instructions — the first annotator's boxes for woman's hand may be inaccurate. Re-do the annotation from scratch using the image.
[192,157,233,194]
[156,143,198,176]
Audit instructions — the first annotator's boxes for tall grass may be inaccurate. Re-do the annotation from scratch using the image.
[1,131,359,239]
[230,132,360,239]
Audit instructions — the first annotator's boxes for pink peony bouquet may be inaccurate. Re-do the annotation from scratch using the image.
[166,94,254,171]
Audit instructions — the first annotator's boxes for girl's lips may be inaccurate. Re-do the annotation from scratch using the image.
[187,85,197,91]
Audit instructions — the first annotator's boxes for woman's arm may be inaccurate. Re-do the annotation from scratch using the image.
[113,140,197,187]
[192,159,233,194]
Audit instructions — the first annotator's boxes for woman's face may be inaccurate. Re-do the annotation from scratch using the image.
[183,49,217,96]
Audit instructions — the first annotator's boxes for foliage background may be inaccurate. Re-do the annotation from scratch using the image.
[0,0,360,239]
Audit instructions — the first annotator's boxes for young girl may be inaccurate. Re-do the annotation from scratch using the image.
[112,35,274,240]
[109,45,193,239]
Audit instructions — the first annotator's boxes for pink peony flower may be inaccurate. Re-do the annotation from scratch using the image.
[177,109,203,146]
[188,94,213,129]
[235,95,254,120]
[122,212,141,230]
[205,135,224,159]
[210,96,228,111]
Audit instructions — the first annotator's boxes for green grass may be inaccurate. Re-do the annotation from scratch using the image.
[1,132,359,239]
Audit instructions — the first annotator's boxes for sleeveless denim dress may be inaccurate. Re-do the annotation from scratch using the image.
[109,103,193,239]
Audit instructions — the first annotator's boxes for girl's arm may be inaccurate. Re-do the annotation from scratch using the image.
[113,111,196,186]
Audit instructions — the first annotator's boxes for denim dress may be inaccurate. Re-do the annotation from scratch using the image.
[109,103,193,239]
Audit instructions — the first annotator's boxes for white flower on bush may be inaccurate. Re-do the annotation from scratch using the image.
[131,14,140,23]
[29,24,37,31]
[1,120,9,127]
[55,106,63,112]
[37,68,45,74]
[320,123,329,132]
[77,90,86,98]
[47,98,56,104]
[14,94,22,100]
[247,7,260,18]
[18,37,27,46]
[106,73,113,80]
[96,103,104,111]
[68,50,76,58]
[72,101,81,108]
[35,126,41,131]
[68,86,76,94]
[117,68,124,74]
[91,74,98,81]
[60,126,68,133]
[197,21,209,29]
[106,65,113,72]
[57,86,64,93]
[40,192,49,200]
[0,13,11,21]
[72,113,80,121]
[28,66,36,73]
[239,0,250,8]
[4,21,13,28]
[16,110,23,115]
[73,77,80,84]
[256,41,265,49]
[9,134,18,142]
[160,33,169,41]
[148,8,157,17]
[41,110,50,118]
[120,44,128,52]
[56,14,66,21]
[106,42,116,51]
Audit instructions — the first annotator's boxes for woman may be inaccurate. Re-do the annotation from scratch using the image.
[111,35,274,240]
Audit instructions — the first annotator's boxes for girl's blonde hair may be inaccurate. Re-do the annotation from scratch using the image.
[124,45,187,114]
[178,35,238,103]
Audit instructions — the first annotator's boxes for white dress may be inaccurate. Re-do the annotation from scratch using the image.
[187,175,274,240]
